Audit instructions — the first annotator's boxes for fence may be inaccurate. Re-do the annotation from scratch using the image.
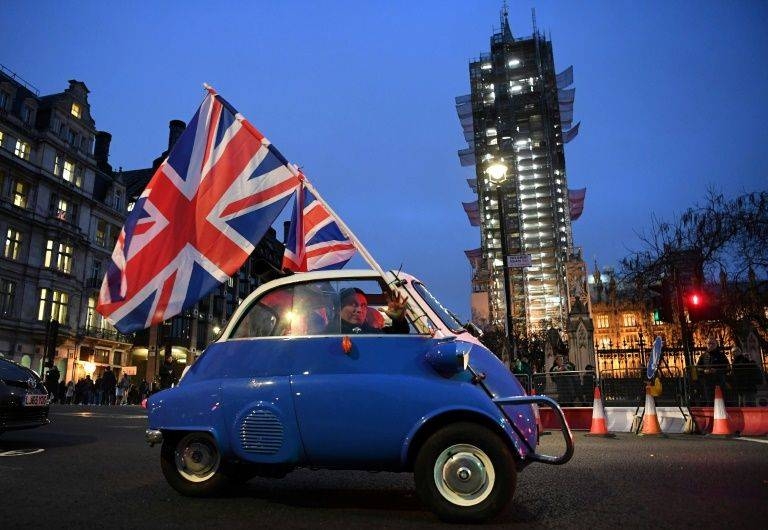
[513,363,766,408]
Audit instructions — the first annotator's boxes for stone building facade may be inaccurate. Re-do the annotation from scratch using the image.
[0,66,131,383]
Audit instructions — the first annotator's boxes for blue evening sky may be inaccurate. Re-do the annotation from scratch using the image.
[2,1,766,319]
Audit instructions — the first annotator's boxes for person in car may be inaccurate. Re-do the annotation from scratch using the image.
[333,287,409,334]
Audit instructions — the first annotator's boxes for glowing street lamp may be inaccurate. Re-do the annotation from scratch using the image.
[484,162,514,343]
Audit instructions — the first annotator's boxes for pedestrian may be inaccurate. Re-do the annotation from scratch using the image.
[57,379,66,404]
[550,354,577,405]
[118,372,131,405]
[158,353,178,390]
[65,380,75,404]
[44,365,60,401]
[102,366,117,405]
[82,375,94,405]
[696,337,730,405]
[138,379,148,401]
[94,375,103,405]
[732,349,763,406]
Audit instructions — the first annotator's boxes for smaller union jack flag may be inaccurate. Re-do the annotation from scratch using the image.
[282,180,356,272]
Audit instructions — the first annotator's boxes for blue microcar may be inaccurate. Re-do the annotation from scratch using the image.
[146,269,572,523]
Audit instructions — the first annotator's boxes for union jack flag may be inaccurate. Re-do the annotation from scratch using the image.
[97,87,300,333]
[282,180,356,272]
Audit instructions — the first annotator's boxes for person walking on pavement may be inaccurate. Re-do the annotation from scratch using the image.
[65,380,75,404]
[101,366,117,406]
[158,353,178,390]
[118,373,131,405]
[45,365,60,402]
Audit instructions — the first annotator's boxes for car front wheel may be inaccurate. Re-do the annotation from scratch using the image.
[414,422,517,523]
[160,432,229,496]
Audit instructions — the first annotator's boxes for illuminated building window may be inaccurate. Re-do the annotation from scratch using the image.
[44,239,73,274]
[71,102,81,118]
[597,315,609,329]
[4,228,22,260]
[11,179,28,208]
[14,139,30,160]
[0,279,15,317]
[622,313,637,327]
[39,288,69,324]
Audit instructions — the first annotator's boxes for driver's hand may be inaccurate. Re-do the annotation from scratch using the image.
[385,290,408,319]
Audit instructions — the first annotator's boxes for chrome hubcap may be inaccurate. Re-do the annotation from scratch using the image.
[434,443,495,506]
[175,435,220,483]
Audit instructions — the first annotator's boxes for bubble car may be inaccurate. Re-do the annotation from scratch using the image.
[145,269,573,522]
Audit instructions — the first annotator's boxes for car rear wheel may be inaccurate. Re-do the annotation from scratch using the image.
[414,422,516,523]
[160,432,229,496]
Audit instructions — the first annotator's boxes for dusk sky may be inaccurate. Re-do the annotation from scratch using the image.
[2,1,767,319]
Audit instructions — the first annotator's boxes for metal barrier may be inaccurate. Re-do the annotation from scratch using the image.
[685,363,767,407]
[513,373,531,394]
[531,371,595,407]
[528,366,768,408]
[530,367,687,407]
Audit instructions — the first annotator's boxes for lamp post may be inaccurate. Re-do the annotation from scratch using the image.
[485,162,514,349]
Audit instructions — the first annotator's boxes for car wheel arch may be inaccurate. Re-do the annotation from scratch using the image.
[403,409,521,470]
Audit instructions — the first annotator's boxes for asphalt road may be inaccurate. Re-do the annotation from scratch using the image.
[1,405,766,529]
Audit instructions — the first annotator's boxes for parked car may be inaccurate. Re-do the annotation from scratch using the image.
[0,356,50,435]
[146,270,573,522]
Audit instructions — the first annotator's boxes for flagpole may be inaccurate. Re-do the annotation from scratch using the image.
[298,172,388,279]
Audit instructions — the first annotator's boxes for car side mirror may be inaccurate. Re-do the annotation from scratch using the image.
[463,321,483,338]
[425,339,470,376]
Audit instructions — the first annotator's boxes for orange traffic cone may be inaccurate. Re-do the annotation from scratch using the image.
[586,387,615,437]
[709,385,735,436]
[639,386,664,436]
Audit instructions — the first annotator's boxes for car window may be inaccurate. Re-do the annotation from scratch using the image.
[230,279,417,338]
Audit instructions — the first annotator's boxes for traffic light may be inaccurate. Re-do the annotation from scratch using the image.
[651,280,675,323]
[685,290,720,323]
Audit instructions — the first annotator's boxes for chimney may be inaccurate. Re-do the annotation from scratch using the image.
[168,120,186,150]
[94,131,112,173]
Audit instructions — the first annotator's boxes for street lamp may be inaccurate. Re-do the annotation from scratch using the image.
[485,162,514,346]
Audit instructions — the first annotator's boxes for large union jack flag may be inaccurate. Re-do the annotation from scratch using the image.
[97,87,300,333]
[282,180,356,272]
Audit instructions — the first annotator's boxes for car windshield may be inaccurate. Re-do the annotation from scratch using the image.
[411,282,465,333]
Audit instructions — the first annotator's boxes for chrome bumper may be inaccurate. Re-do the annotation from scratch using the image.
[494,394,574,465]
[145,429,163,447]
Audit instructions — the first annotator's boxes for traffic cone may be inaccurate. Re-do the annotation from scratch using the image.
[586,387,615,437]
[709,385,735,436]
[639,386,664,436]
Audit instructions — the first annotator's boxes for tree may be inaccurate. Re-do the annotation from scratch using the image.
[620,190,768,346]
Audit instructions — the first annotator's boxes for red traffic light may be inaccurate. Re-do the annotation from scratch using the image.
[688,293,702,306]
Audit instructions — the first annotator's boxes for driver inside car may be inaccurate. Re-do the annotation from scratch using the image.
[332,287,410,334]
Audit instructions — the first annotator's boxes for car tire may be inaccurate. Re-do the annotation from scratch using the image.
[414,422,517,523]
[160,432,230,496]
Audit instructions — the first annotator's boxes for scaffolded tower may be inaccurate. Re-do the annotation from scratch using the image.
[458,8,583,336]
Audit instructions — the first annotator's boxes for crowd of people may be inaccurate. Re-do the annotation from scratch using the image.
[42,352,182,406]
[44,366,153,406]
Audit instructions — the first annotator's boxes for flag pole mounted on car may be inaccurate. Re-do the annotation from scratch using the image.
[296,173,385,278]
